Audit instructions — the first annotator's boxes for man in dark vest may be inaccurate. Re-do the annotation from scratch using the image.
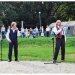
[6,22,20,62]
[53,20,66,63]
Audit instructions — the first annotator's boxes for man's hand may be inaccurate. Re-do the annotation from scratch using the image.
[9,40,11,43]
[60,25,63,29]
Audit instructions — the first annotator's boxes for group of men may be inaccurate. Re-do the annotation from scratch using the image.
[0,20,66,63]
[20,25,51,38]
[0,25,51,39]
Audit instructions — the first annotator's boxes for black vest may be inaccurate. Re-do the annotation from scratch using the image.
[9,29,17,43]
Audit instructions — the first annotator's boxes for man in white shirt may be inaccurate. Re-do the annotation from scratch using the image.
[1,25,6,39]
[6,22,20,62]
[25,28,28,38]
[46,25,50,37]
[35,26,39,37]
[41,26,44,37]
[21,27,25,38]
[53,20,66,63]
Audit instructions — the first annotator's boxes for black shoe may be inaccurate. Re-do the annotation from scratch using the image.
[8,60,11,62]
[61,60,65,62]
[53,60,57,63]
[15,60,19,62]
[15,59,19,62]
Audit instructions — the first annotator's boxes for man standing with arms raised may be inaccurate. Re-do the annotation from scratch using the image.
[53,20,66,63]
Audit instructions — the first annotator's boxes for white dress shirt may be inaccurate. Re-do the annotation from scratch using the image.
[6,28,20,42]
[42,27,44,33]
[21,28,25,33]
[53,26,66,42]
[46,27,50,32]
[35,28,38,32]
[1,27,5,32]
[53,27,62,35]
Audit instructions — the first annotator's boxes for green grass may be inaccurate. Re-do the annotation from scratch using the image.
[0,37,75,63]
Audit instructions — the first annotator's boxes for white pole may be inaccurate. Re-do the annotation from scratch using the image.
[39,12,41,27]
[21,21,23,28]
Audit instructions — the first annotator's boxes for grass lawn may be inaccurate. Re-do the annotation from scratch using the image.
[0,37,75,63]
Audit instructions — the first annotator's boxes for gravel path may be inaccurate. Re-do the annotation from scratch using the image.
[0,61,75,74]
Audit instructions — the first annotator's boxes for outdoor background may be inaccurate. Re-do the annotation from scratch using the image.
[0,37,75,63]
[0,2,75,28]
[0,2,75,63]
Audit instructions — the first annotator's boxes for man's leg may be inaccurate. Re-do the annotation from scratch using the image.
[8,42,13,61]
[14,42,18,61]
[48,31,49,37]
[47,32,48,37]
[61,38,65,61]
[53,39,61,62]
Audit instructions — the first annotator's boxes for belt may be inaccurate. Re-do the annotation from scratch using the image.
[56,35,65,39]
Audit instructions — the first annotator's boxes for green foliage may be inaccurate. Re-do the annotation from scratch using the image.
[0,2,75,28]
[0,37,75,63]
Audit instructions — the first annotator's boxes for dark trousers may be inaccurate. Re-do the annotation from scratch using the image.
[53,36,65,60]
[2,31,6,39]
[8,41,18,61]
[46,31,50,37]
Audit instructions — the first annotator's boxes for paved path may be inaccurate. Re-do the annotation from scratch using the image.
[0,61,75,74]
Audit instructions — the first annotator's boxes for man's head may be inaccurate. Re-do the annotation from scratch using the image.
[46,25,48,28]
[42,26,43,28]
[3,25,4,27]
[56,20,61,28]
[11,22,17,29]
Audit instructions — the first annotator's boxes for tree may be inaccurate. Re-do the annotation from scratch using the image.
[0,2,75,29]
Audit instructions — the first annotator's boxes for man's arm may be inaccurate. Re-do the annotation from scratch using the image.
[6,29,11,42]
[63,28,66,43]
[53,27,62,35]
[16,28,20,37]
[17,30,20,37]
